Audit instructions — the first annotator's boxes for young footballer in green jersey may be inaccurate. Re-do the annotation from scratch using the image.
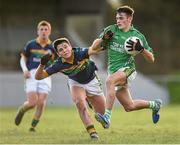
[94,6,162,128]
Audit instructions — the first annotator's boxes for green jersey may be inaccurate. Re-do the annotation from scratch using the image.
[99,24,153,74]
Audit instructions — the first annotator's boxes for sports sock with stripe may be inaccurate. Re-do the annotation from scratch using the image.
[149,101,156,109]
[86,125,97,136]
[104,109,112,120]
[31,118,39,128]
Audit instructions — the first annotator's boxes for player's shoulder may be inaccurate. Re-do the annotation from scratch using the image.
[47,40,53,47]
[73,47,88,58]
[131,26,148,41]
[73,47,87,52]
[23,39,36,50]
[52,57,63,66]
[104,24,117,31]
[54,57,61,63]
[47,43,54,50]
[130,26,144,36]
[72,47,80,53]
[25,39,36,47]
[28,39,36,44]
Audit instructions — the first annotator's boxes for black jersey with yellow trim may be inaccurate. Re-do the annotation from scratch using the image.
[46,47,98,84]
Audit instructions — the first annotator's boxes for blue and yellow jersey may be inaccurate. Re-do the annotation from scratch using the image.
[22,37,55,70]
[46,48,97,84]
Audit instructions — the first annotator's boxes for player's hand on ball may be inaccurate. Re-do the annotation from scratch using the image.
[134,39,144,52]
[40,53,52,65]
[126,39,144,53]
[102,30,114,40]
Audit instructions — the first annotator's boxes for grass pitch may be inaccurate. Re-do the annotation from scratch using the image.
[0,105,180,144]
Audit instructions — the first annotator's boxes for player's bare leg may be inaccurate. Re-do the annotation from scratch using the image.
[70,86,98,140]
[29,93,48,132]
[87,95,105,114]
[95,71,126,128]
[15,92,38,126]
[116,87,162,123]
[116,87,149,112]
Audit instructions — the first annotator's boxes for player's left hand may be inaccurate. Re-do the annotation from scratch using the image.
[126,39,144,53]
[102,30,114,40]
[40,53,52,65]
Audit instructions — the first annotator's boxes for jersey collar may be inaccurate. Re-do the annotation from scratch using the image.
[36,37,51,48]
[129,25,135,31]
[117,24,135,32]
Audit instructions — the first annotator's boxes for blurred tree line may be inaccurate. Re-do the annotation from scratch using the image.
[105,0,180,74]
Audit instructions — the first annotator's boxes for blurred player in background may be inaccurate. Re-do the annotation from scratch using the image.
[35,37,105,140]
[15,20,55,131]
[93,6,162,129]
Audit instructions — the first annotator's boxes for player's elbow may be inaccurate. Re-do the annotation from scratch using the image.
[149,57,155,63]
[145,54,155,64]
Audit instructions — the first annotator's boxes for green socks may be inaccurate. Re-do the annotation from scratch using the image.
[31,119,39,128]
[149,101,156,109]
[104,109,112,120]
[19,106,26,114]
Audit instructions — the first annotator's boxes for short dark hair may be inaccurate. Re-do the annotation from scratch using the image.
[116,6,134,16]
[52,37,70,51]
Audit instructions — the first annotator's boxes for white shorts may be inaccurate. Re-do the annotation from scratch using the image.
[115,67,137,90]
[25,69,52,94]
[68,76,104,97]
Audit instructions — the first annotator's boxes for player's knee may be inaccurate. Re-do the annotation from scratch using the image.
[38,97,46,105]
[75,99,87,111]
[37,100,46,107]
[124,104,135,112]
[106,77,114,86]
[27,97,38,108]
[28,102,37,109]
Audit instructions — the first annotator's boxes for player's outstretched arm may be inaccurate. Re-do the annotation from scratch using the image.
[35,53,51,80]
[141,49,155,63]
[35,64,49,80]
[88,38,103,55]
